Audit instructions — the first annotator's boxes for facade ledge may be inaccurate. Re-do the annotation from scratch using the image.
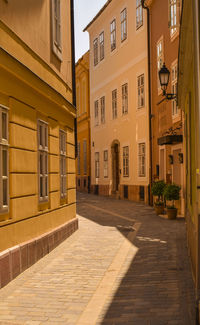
[157,135,183,146]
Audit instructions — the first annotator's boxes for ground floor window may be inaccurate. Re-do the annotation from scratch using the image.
[95,152,100,178]
[38,120,49,202]
[60,130,67,199]
[104,150,108,178]
[0,105,9,212]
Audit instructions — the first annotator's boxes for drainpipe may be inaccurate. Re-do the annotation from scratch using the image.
[70,0,77,157]
[193,0,200,323]
[142,0,153,206]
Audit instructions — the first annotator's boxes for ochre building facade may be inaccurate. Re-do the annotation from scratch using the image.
[84,0,150,203]
[146,0,184,213]
[76,51,91,193]
[0,0,77,287]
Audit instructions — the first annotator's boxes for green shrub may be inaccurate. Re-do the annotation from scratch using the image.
[151,181,166,202]
[163,184,181,208]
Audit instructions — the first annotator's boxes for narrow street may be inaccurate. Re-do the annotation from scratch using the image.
[0,192,195,325]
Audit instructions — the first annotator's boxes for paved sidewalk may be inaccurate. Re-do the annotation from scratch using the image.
[0,192,195,324]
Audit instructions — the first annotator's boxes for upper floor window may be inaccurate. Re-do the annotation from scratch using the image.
[172,63,178,117]
[110,19,116,51]
[100,96,105,124]
[123,146,129,177]
[38,120,48,202]
[52,0,62,60]
[169,0,179,37]
[121,8,127,42]
[95,152,100,178]
[94,100,99,126]
[76,84,80,116]
[137,74,145,108]
[112,89,117,119]
[104,150,108,178]
[0,105,9,213]
[60,130,66,199]
[136,0,143,30]
[122,83,128,115]
[77,142,80,175]
[99,32,104,61]
[83,140,87,175]
[138,143,146,177]
[93,38,98,66]
[157,38,164,90]
[82,79,86,113]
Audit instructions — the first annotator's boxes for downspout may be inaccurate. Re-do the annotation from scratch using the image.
[70,0,77,157]
[142,0,153,205]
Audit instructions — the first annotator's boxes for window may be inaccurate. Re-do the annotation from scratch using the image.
[112,89,117,119]
[169,0,179,37]
[77,142,80,175]
[157,39,164,90]
[100,96,105,124]
[136,0,143,29]
[76,84,80,116]
[94,100,99,126]
[99,32,104,61]
[137,74,145,108]
[0,106,9,212]
[110,19,116,51]
[104,150,108,178]
[93,38,98,66]
[60,130,66,199]
[95,152,100,178]
[138,143,146,177]
[82,79,86,113]
[123,146,129,177]
[83,140,87,175]
[172,63,178,117]
[121,8,127,42]
[122,83,128,115]
[38,120,48,202]
[52,0,62,59]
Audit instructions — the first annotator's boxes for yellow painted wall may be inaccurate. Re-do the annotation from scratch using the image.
[76,51,91,179]
[0,0,76,252]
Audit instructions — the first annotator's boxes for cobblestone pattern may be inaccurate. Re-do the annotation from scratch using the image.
[0,192,196,325]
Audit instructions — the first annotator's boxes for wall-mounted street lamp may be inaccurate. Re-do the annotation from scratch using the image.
[158,63,177,104]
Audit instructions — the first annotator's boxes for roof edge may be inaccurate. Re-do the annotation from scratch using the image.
[83,0,113,32]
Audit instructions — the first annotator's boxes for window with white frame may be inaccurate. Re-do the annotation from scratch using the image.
[94,100,99,126]
[172,63,178,117]
[60,130,66,199]
[123,146,129,177]
[0,106,9,212]
[136,0,143,29]
[112,89,117,119]
[38,120,48,202]
[83,140,87,175]
[110,19,116,51]
[93,38,98,66]
[77,142,80,175]
[121,8,127,42]
[157,39,164,90]
[52,0,62,59]
[99,32,104,61]
[100,96,105,124]
[137,74,145,108]
[138,143,146,177]
[169,0,179,37]
[122,83,128,115]
[95,152,100,178]
[103,150,108,178]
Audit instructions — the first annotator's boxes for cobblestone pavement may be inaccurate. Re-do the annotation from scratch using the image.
[0,192,195,325]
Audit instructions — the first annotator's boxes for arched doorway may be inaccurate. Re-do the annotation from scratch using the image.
[111,140,120,193]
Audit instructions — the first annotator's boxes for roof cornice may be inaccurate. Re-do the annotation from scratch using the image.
[83,0,112,32]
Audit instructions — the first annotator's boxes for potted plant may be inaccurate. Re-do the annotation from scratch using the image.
[151,180,166,215]
[163,183,181,219]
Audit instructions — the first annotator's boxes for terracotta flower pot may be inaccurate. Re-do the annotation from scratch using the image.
[166,208,177,220]
[154,204,164,215]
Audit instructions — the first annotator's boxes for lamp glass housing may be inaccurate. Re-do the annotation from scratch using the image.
[159,63,170,92]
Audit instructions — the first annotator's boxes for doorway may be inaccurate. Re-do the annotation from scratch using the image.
[111,141,120,193]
